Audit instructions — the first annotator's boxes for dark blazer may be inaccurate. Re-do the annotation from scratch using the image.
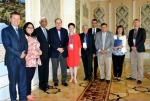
[35,27,50,59]
[48,27,69,58]
[79,33,96,55]
[1,25,28,66]
[128,28,146,52]
[88,28,101,34]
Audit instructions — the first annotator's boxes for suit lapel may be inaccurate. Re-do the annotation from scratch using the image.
[9,25,20,41]
[39,27,47,41]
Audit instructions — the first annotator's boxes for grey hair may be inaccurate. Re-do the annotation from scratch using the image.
[82,25,88,28]
[39,17,47,22]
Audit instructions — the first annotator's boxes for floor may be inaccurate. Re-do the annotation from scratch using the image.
[32,59,150,101]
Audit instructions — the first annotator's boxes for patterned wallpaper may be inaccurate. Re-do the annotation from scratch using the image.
[76,8,80,34]
[40,0,60,29]
[141,3,150,38]
[116,5,129,35]
[93,7,105,27]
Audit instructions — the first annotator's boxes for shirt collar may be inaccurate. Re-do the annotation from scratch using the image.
[11,24,18,30]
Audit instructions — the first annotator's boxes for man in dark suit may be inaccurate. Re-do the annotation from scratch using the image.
[49,18,69,86]
[1,11,28,101]
[88,19,101,79]
[80,25,95,82]
[127,19,146,84]
[35,17,53,91]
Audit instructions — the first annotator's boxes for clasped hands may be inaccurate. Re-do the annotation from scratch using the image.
[131,46,136,51]
[57,48,64,53]
[113,45,123,51]
[100,50,108,55]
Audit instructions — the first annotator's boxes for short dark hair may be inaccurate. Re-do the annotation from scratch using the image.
[55,18,62,23]
[23,22,36,37]
[68,23,75,28]
[101,23,107,27]
[92,19,98,22]
[134,19,140,22]
[116,25,125,35]
[10,11,20,18]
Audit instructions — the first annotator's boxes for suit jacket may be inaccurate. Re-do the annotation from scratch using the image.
[128,28,146,52]
[88,28,101,35]
[80,33,96,55]
[48,27,69,58]
[1,25,28,66]
[95,31,114,58]
[35,27,50,59]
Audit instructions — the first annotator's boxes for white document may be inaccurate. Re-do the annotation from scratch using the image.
[83,43,87,48]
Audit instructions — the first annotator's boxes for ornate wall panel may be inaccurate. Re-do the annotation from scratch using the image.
[41,0,60,29]
[83,3,88,19]
[93,7,105,27]
[116,5,129,35]
[141,3,150,38]
[76,9,80,33]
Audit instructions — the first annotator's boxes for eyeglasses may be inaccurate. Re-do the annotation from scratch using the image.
[27,27,34,29]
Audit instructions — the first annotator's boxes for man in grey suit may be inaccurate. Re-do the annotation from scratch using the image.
[95,23,114,84]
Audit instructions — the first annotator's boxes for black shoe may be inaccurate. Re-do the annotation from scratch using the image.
[88,78,92,82]
[117,78,121,82]
[137,80,142,84]
[83,77,88,81]
[126,77,136,80]
[106,80,110,84]
[54,83,58,86]
[94,76,97,80]
[62,83,68,86]
[39,86,47,92]
[99,79,105,82]
[46,84,53,89]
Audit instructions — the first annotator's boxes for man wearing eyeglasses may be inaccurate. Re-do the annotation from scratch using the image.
[88,19,101,80]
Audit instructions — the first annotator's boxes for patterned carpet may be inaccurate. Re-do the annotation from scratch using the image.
[77,80,111,101]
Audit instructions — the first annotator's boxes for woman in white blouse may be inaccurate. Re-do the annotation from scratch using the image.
[112,25,127,81]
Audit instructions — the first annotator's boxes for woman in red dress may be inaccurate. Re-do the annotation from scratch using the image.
[67,23,81,83]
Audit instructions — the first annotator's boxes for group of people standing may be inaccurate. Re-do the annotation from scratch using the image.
[1,11,146,101]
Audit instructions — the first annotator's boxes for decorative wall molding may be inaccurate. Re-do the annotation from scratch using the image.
[115,5,129,35]
[83,3,89,19]
[140,2,150,38]
[93,6,105,27]
[76,8,80,33]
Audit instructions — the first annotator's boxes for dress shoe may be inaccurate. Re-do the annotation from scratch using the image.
[54,83,58,86]
[126,77,136,80]
[106,80,110,84]
[94,76,97,80]
[62,83,68,86]
[83,78,88,81]
[46,84,53,89]
[137,80,142,84]
[88,78,92,82]
[39,86,47,92]
[117,78,121,82]
[99,79,105,82]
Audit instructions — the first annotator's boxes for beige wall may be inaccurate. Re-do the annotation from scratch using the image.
[90,0,149,34]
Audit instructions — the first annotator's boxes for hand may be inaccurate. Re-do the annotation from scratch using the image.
[113,47,117,51]
[118,45,123,48]
[57,48,64,53]
[100,50,105,54]
[38,50,42,55]
[131,46,136,51]
[93,54,96,57]
[20,51,26,59]
[79,52,81,57]
[32,51,39,56]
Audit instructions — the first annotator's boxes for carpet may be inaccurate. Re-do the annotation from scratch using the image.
[77,80,111,101]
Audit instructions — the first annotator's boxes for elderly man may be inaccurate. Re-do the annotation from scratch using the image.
[35,17,53,91]
[49,18,69,86]
[95,23,114,84]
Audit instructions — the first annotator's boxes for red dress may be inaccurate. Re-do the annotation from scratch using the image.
[67,34,81,67]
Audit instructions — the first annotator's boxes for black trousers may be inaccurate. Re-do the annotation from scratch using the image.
[112,54,125,77]
[38,58,49,88]
[26,67,36,95]
[93,56,98,77]
[81,49,92,79]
